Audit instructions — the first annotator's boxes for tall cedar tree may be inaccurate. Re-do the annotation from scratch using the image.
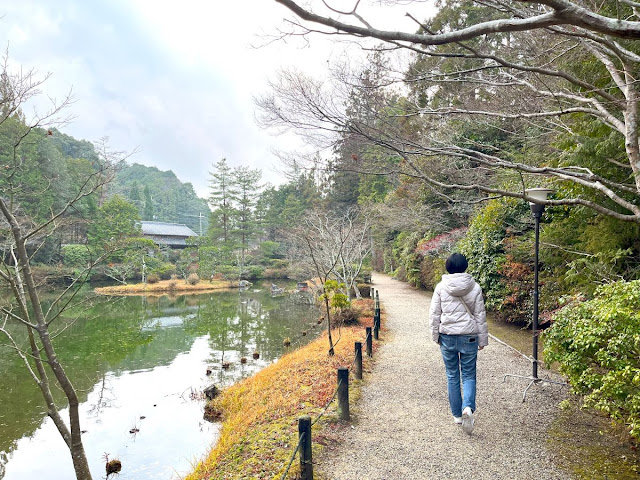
[208,158,236,244]
[231,166,261,268]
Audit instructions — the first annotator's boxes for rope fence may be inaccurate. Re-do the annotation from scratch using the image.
[279,287,383,480]
[311,379,343,427]
[279,432,306,480]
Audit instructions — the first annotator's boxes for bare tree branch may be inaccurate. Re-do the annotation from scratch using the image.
[274,0,640,40]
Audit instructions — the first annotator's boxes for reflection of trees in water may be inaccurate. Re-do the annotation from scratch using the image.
[0,288,320,461]
[238,296,263,317]
[285,291,315,306]
[1,450,7,478]
[0,293,158,458]
[178,288,321,387]
[87,373,115,422]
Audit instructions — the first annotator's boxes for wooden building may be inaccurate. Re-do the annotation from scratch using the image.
[140,221,198,248]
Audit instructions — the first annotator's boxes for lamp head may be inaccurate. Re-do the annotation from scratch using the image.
[526,188,554,217]
[525,188,554,205]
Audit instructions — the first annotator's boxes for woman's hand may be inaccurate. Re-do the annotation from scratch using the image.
[478,346,484,350]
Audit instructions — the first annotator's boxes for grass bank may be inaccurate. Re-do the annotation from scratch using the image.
[185,299,378,480]
[94,278,234,296]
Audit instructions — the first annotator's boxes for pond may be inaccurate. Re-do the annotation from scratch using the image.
[0,283,320,480]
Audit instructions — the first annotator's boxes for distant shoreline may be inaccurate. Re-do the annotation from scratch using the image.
[94,278,236,296]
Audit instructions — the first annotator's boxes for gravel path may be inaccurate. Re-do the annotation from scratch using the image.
[316,273,572,480]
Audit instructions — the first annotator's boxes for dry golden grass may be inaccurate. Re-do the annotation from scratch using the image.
[185,299,377,480]
[94,278,235,296]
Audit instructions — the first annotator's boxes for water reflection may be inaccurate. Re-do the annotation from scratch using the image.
[0,285,320,479]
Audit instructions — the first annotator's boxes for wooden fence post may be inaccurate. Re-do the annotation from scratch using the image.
[354,342,363,380]
[374,309,380,340]
[366,327,372,357]
[337,368,350,421]
[298,415,313,480]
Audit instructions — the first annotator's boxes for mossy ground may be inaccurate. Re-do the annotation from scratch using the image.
[549,397,640,479]
[185,299,378,480]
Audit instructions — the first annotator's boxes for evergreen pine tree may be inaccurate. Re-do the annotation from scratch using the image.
[208,158,236,244]
[232,166,262,268]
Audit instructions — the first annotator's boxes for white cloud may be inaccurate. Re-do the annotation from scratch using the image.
[0,0,430,198]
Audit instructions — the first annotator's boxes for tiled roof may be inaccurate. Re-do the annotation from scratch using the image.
[140,221,198,237]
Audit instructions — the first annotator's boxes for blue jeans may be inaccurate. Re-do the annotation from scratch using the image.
[439,334,478,417]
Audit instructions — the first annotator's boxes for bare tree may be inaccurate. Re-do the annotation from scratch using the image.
[288,207,372,353]
[332,208,372,299]
[288,210,340,355]
[263,0,640,222]
[0,53,126,480]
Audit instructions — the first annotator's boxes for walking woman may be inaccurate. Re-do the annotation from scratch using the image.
[429,253,488,434]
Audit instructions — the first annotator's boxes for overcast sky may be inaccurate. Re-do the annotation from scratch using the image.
[0,1,422,198]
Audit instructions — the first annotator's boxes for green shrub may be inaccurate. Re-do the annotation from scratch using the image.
[61,244,92,268]
[459,200,511,309]
[147,274,160,284]
[419,256,446,290]
[186,273,200,285]
[543,280,640,441]
[244,265,265,280]
[149,262,175,279]
[268,259,289,269]
[543,209,640,297]
[390,231,423,285]
[216,265,239,280]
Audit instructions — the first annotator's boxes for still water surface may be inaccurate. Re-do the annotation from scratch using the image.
[0,284,320,479]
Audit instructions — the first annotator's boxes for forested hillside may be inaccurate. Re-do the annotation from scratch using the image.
[112,163,209,235]
[0,121,208,272]
[48,129,209,234]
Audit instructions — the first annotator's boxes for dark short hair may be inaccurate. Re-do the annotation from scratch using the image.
[445,253,468,274]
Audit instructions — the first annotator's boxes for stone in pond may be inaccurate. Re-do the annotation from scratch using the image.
[204,384,220,400]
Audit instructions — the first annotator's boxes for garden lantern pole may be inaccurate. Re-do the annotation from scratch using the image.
[527,189,553,378]
[503,188,566,401]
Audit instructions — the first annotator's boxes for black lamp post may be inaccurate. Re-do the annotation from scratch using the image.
[526,187,553,378]
[504,188,566,401]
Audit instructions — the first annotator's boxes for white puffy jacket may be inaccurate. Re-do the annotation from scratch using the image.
[429,272,488,347]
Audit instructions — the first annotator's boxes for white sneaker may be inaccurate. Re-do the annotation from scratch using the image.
[462,407,474,434]
[453,416,463,424]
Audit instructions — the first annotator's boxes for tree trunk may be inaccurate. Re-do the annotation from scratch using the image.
[324,291,335,356]
[624,79,640,194]
[38,326,93,479]
[353,283,362,299]
[2,199,94,480]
